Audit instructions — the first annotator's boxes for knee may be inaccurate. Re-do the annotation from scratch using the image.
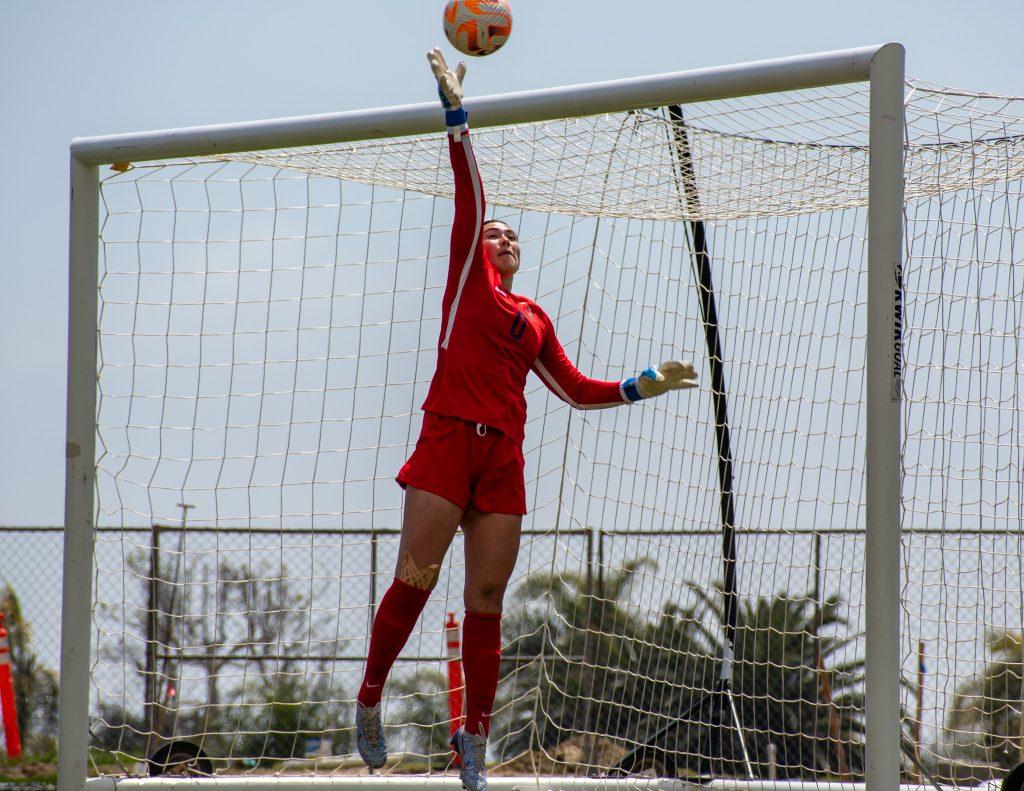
[397,551,441,591]
[466,580,507,613]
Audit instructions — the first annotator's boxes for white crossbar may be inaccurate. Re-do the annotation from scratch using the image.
[69,45,885,165]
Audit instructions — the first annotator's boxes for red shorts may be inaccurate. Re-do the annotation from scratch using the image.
[397,412,527,515]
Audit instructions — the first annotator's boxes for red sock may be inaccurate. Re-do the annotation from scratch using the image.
[462,610,502,737]
[358,578,431,706]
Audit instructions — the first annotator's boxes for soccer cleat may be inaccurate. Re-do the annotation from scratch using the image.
[355,701,387,769]
[450,727,487,791]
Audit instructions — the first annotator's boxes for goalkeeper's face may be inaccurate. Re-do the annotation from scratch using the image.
[482,221,521,280]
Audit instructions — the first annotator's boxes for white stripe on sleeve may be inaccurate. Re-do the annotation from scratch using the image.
[533,360,625,410]
[440,136,483,350]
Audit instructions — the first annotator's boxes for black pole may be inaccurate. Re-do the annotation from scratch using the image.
[146,524,160,755]
[666,104,751,778]
[666,105,740,651]
[613,106,748,779]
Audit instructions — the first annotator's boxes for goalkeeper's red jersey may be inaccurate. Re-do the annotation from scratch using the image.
[420,127,629,445]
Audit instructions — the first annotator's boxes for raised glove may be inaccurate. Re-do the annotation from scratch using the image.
[622,361,698,401]
[428,47,468,126]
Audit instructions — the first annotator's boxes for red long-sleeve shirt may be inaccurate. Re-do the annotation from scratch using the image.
[420,126,631,444]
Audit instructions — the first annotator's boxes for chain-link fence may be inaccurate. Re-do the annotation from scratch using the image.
[4,522,1021,782]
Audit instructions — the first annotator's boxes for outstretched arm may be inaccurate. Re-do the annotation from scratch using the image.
[534,313,698,408]
[428,47,481,230]
[428,48,486,349]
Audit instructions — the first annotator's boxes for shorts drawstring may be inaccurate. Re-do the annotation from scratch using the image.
[476,423,487,437]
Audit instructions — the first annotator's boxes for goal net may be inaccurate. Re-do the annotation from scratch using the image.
[66,52,1024,788]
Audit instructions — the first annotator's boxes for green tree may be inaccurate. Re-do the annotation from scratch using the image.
[91,701,148,756]
[667,583,866,779]
[92,675,352,766]
[492,562,867,780]
[0,584,59,755]
[387,669,452,764]
[233,672,349,764]
[947,629,1024,770]
[493,558,659,760]
[94,549,345,765]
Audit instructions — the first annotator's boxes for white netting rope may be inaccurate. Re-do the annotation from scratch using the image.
[84,76,1024,785]
[194,80,1024,222]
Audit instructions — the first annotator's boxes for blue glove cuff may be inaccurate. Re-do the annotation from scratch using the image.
[621,377,644,403]
[445,107,468,127]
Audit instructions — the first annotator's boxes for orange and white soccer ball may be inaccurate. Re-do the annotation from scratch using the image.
[443,0,512,57]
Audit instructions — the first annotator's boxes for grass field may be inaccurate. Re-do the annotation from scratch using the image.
[0,755,57,786]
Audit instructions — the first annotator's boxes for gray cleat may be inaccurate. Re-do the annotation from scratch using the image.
[451,728,487,791]
[356,701,387,769]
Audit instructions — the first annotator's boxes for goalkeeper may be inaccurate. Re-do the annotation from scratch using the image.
[355,49,698,790]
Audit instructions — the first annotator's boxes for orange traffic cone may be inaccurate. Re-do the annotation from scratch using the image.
[0,613,22,759]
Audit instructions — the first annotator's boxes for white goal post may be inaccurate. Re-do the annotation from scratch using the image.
[61,45,908,791]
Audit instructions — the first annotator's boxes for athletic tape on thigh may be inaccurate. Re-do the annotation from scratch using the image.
[398,551,441,590]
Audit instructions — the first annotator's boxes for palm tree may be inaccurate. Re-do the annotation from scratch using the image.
[492,563,868,781]
[661,583,867,779]
[948,629,1024,770]
[492,558,664,762]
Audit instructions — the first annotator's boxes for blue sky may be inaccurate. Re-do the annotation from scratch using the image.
[4,0,1024,525]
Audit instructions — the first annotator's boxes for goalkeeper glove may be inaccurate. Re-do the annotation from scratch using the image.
[622,361,698,402]
[428,47,468,128]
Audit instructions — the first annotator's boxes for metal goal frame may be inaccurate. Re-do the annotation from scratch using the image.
[61,43,905,791]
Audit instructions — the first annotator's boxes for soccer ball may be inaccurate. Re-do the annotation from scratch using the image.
[443,0,512,57]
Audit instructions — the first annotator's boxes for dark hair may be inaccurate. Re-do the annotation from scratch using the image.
[483,218,512,229]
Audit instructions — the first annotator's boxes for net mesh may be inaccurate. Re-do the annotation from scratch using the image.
[85,78,1024,785]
